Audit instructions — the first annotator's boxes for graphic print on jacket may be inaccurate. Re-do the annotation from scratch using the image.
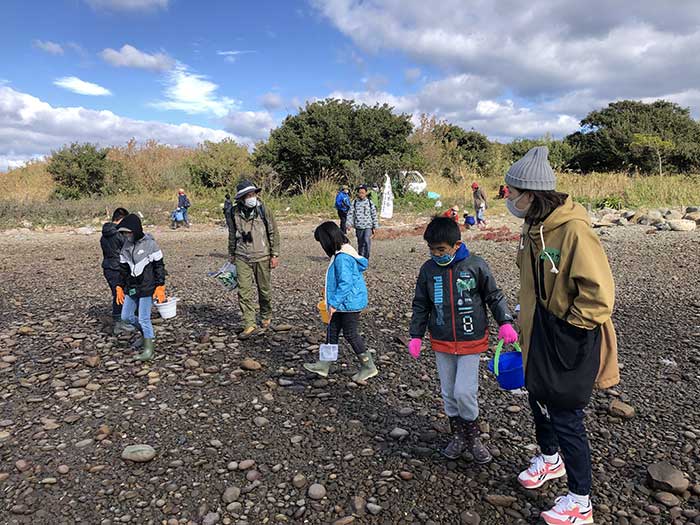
[410,245,512,355]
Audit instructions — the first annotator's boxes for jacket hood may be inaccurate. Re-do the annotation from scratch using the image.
[118,213,144,241]
[337,243,369,271]
[102,222,119,237]
[449,243,470,266]
[536,196,590,234]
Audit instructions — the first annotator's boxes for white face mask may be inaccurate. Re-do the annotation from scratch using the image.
[244,197,258,208]
[506,192,530,219]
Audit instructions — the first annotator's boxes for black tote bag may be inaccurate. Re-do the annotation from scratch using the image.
[525,246,601,409]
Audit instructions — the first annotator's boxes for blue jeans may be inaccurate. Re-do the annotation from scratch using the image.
[121,295,154,339]
[356,228,372,259]
[182,208,190,225]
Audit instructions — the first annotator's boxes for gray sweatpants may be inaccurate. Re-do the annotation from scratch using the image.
[435,352,480,421]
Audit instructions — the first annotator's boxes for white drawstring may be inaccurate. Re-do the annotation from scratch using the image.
[539,225,559,274]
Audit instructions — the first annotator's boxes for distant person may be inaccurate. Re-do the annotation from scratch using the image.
[497,185,510,199]
[442,205,460,223]
[226,179,281,339]
[177,188,191,227]
[101,207,129,331]
[223,193,234,230]
[471,182,487,227]
[347,185,379,260]
[303,221,378,382]
[407,216,516,463]
[334,185,351,233]
[504,146,618,525]
[115,213,166,362]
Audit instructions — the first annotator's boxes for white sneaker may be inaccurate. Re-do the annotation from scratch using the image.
[518,454,566,489]
[541,494,594,525]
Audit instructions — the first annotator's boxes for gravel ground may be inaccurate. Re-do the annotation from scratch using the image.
[0,220,699,525]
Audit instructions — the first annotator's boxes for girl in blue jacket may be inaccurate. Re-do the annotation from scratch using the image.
[304,221,378,382]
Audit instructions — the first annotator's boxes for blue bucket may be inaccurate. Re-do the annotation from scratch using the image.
[174,209,184,222]
[488,340,524,390]
[465,215,476,226]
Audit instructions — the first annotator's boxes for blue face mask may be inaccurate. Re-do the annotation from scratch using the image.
[431,252,455,266]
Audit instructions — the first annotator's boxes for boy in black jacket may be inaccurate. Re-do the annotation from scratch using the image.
[408,217,517,462]
[100,208,129,331]
[115,214,166,361]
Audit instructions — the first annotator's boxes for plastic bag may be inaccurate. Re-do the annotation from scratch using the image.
[208,262,238,290]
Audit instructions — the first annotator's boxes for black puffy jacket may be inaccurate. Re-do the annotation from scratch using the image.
[100,222,125,271]
[409,244,513,355]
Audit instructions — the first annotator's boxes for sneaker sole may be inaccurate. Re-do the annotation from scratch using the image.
[518,466,566,489]
[541,511,594,525]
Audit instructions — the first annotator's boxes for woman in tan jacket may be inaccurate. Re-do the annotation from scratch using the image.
[504,147,619,525]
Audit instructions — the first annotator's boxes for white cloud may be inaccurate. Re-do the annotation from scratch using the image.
[152,64,237,117]
[54,76,112,96]
[33,40,64,55]
[312,0,700,119]
[217,50,255,64]
[327,73,581,141]
[260,92,284,111]
[85,0,168,11]
[100,44,173,71]
[0,86,232,170]
[222,111,276,145]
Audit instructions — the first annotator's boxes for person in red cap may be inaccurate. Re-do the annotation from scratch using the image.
[177,188,191,228]
[442,205,461,224]
[471,182,487,227]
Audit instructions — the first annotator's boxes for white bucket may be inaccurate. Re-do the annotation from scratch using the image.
[155,297,179,319]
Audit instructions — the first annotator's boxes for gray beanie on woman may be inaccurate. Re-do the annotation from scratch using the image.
[505,146,556,191]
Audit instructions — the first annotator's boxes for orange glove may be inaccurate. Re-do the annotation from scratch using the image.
[153,285,166,304]
[116,286,125,305]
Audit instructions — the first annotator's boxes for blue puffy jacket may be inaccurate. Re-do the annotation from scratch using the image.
[335,192,351,212]
[325,244,369,312]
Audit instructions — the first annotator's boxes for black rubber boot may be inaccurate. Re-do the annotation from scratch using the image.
[465,419,492,464]
[442,416,468,459]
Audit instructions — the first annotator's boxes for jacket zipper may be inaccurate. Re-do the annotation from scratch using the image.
[449,268,457,352]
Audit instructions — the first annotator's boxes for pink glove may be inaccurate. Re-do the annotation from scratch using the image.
[408,338,422,359]
[498,323,518,344]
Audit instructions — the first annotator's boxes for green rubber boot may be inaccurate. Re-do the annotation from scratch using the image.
[352,351,378,382]
[136,338,154,361]
[303,360,331,378]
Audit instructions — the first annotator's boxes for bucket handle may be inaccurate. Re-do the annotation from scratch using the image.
[493,339,522,376]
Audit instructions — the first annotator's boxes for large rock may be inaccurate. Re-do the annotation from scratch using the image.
[121,444,156,462]
[683,211,700,224]
[654,491,680,508]
[240,358,262,371]
[485,494,516,507]
[664,210,684,220]
[668,219,697,232]
[609,399,635,419]
[308,483,327,500]
[647,461,689,495]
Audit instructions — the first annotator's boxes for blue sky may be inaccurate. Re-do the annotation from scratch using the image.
[2,0,700,170]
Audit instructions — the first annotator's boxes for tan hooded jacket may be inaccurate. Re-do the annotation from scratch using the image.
[516,196,620,389]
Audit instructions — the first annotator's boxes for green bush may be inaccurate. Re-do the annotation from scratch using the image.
[188,139,253,188]
[47,143,111,199]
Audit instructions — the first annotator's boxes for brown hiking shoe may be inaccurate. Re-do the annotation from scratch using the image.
[239,326,257,340]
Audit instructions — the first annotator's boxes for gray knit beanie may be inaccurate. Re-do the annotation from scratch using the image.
[505,146,556,191]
